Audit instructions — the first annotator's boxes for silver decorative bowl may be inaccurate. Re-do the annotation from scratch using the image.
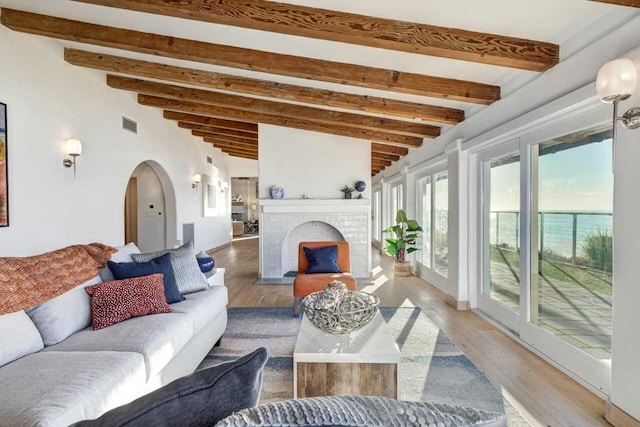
[302,287,380,335]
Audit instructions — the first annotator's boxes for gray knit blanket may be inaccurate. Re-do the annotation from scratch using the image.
[215,395,506,427]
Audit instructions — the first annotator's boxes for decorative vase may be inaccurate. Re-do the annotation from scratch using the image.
[344,192,352,199]
[196,251,215,273]
[269,186,284,199]
[355,181,367,192]
[394,262,412,277]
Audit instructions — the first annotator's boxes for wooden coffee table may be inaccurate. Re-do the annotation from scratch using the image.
[293,311,401,399]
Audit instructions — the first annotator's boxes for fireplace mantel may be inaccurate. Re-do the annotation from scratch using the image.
[258,199,371,280]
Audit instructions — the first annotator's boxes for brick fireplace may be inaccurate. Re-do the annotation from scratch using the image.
[259,199,371,280]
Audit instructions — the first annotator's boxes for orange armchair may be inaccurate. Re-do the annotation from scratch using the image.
[293,241,357,316]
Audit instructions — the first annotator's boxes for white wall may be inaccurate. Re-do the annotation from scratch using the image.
[610,47,640,422]
[0,26,232,256]
[258,125,371,200]
[227,156,259,178]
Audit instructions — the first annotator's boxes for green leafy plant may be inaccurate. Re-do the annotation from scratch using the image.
[581,229,613,272]
[340,185,355,193]
[382,209,423,263]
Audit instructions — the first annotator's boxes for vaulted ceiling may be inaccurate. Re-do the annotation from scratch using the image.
[1,0,638,175]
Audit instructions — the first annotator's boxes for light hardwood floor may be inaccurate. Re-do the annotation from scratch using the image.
[214,237,611,427]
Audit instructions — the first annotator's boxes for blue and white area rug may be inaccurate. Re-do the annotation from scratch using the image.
[199,307,530,426]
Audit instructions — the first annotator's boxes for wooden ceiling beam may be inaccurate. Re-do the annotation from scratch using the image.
[218,149,258,160]
[108,75,439,138]
[204,138,258,152]
[372,159,393,167]
[205,140,258,155]
[371,142,409,156]
[371,152,401,162]
[591,0,640,6]
[72,0,559,71]
[192,131,257,145]
[205,145,258,156]
[66,49,465,122]
[178,122,257,141]
[0,9,500,104]
[140,95,424,148]
[164,111,257,133]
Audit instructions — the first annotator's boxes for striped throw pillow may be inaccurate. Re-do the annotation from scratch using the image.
[131,243,208,294]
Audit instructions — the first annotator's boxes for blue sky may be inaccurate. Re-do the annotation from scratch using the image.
[491,140,613,212]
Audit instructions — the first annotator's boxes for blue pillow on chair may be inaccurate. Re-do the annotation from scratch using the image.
[304,245,341,274]
[107,253,184,304]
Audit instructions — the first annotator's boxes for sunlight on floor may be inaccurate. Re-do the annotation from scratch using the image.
[501,386,538,426]
[360,273,389,293]
[371,265,384,276]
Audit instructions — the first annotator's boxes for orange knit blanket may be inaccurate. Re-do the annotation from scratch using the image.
[0,243,116,315]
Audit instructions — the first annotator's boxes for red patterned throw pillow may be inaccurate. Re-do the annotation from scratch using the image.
[85,273,172,330]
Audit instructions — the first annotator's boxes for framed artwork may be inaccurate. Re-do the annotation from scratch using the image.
[0,102,7,227]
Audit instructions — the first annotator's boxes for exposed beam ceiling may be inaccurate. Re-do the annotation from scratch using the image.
[142,95,425,147]
[108,75,439,138]
[1,9,500,103]
[65,49,465,122]
[73,0,559,71]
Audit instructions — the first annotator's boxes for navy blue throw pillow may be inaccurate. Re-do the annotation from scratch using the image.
[304,245,341,274]
[107,253,184,304]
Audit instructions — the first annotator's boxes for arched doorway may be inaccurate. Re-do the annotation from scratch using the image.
[124,161,177,252]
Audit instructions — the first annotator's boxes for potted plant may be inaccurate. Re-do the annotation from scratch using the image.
[341,185,355,199]
[382,209,423,277]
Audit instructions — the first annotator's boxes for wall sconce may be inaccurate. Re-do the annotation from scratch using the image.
[597,58,640,133]
[219,180,229,193]
[192,174,201,189]
[62,138,82,182]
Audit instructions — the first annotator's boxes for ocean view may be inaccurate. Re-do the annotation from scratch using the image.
[489,211,613,259]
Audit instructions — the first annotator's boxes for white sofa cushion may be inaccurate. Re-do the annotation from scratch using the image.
[26,274,103,346]
[0,351,146,427]
[171,286,228,333]
[99,242,141,282]
[0,310,44,367]
[44,313,194,379]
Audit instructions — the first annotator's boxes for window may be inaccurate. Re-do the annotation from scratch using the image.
[434,171,448,277]
[416,169,448,278]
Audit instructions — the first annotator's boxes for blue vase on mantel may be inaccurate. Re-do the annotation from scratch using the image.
[196,251,215,273]
[270,186,284,199]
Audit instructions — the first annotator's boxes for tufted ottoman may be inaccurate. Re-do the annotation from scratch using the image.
[215,395,506,427]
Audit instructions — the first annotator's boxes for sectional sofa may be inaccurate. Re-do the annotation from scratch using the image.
[0,243,228,427]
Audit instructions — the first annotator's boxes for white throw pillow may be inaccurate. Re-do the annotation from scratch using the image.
[0,311,44,367]
[26,274,103,346]
[99,242,141,281]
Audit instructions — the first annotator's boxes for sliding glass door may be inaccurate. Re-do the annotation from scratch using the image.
[478,142,521,332]
[522,124,613,393]
[475,110,613,393]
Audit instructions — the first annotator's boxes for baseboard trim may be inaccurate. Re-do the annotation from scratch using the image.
[445,294,470,311]
[207,241,232,254]
[606,401,640,427]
